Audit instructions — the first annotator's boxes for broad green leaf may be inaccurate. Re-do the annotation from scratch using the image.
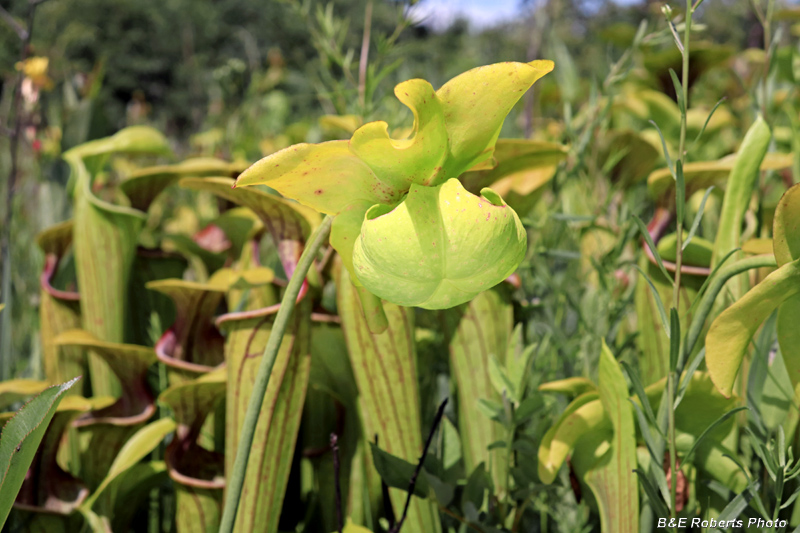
[540,372,739,489]
[180,177,320,283]
[217,297,312,533]
[37,221,84,389]
[63,126,172,396]
[352,179,525,309]
[54,330,156,490]
[435,60,554,177]
[0,377,80,529]
[537,377,596,397]
[460,139,568,193]
[695,443,748,494]
[175,485,222,533]
[64,126,170,161]
[538,392,605,484]
[84,417,176,509]
[711,115,771,271]
[442,287,512,491]
[778,298,800,397]
[441,417,462,472]
[336,263,441,533]
[159,372,225,480]
[774,183,800,266]
[706,259,800,397]
[159,373,226,533]
[668,373,739,446]
[331,200,376,290]
[369,443,430,498]
[54,330,156,424]
[460,140,568,213]
[350,79,448,188]
[657,233,713,268]
[105,461,168,532]
[319,114,363,135]
[147,278,227,382]
[234,140,398,215]
[67,151,145,397]
[581,342,638,533]
[120,158,248,212]
[461,462,490,517]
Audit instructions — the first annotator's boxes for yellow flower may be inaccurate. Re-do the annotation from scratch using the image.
[15,57,54,90]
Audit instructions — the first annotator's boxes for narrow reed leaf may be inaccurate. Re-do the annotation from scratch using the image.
[633,215,673,286]
[683,187,715,251]
[633,265,671,338]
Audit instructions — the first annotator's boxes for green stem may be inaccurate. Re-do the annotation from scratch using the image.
[667,371,678,523]
[761,0,775,120]
[667,3,692,523]
[218,214,333,533]
[672,0,692,311]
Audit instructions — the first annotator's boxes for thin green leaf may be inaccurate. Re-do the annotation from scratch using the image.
[621,362,659,431]
[685,248,740,319]
[666,18,684,53]
[683,187,715,251]
[633,469,670,517]
[683,407,748,464]
[675,348,706,408]
[633,264,671,337]
[781,485,800,510]
[488,354,518,405]
[630,400,662,463]
[675,160,685,230]
[649,120,675,177]
[692,97,727,146]
[633,215,673,285]
[716,482,759,522]
[746,427,778,481]
[669,69,685,114]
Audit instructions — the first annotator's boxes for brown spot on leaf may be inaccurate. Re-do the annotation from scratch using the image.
[314,189,324,195]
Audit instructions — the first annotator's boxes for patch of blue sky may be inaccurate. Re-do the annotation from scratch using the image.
[409,0,639,31]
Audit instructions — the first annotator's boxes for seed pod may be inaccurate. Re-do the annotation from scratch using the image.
[352,178,526,309]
